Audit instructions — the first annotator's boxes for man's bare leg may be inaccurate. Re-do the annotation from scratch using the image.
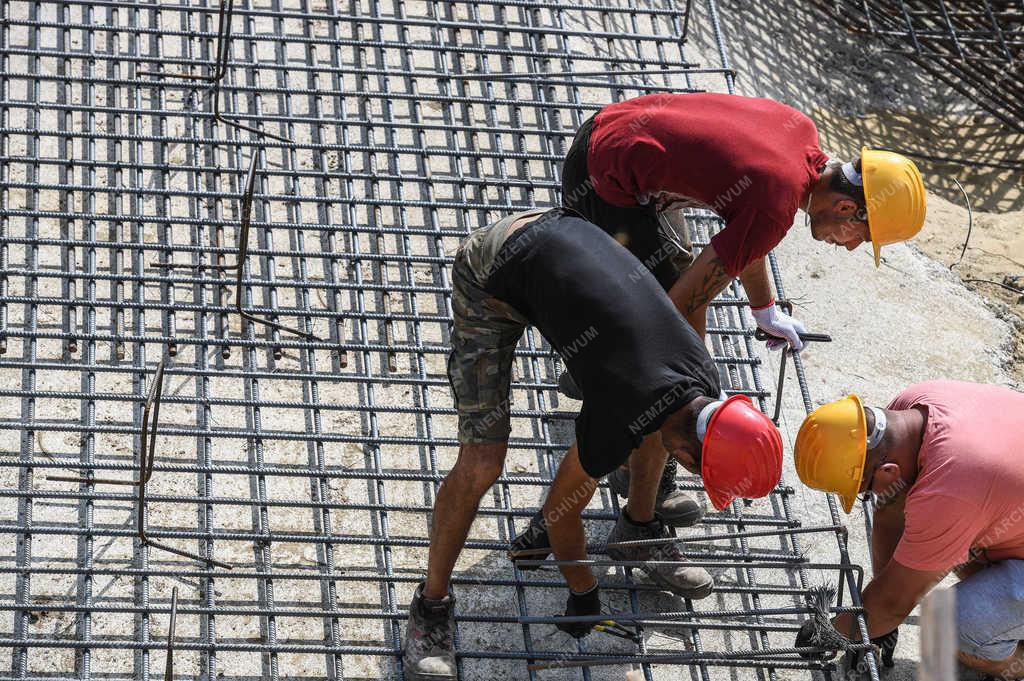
[625,432,668,523]
[543,442,598,593]
[424,441,508,599]
[959,643,1024,679]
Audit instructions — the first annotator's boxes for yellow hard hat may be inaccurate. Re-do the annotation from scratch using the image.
[793,395,867,514]
[861,148,926,267]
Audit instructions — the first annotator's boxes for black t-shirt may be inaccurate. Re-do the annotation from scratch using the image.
[484,209,721,478]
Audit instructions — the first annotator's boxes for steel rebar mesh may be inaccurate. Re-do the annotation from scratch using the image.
[820,0,1024,132]
[0,0,874,679]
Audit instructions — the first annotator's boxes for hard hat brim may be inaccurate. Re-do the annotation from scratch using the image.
[863,147,882,268]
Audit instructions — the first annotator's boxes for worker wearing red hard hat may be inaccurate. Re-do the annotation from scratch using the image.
[403,207,783,679]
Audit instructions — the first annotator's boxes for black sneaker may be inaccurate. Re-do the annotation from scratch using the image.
[508,510,550,570]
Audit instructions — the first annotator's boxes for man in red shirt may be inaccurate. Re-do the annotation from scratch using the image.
[562,92,926,344]
[793,381,1024,677]
[561,92,926,520]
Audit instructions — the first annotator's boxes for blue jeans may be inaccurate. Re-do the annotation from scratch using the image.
[956,559,1024,660]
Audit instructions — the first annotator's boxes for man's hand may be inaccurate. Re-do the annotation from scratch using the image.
[751,301,806,351]
[556,584,601,639]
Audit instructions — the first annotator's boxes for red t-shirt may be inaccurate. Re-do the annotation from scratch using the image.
[889,381,1024,572]
[587,93,829,276]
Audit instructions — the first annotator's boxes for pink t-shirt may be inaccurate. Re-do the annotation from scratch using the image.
[891,380,1024,572]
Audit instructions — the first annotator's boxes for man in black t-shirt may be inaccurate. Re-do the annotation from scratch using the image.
[402,208,784,680]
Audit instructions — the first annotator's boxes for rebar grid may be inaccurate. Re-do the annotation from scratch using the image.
[0,0,872,679]
[822,0,1024,132]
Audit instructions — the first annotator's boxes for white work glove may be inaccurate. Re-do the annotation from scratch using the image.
[751,301,806,352]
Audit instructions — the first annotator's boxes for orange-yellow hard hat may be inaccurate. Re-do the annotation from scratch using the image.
[861,148,926,267]
[793,395,867,514]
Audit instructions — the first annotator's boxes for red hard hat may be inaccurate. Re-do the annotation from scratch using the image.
[701,395,783,510]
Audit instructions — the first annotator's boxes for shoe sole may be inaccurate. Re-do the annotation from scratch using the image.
[404,671,456,681]
[646,569,714,600]
[509,550,549,571]
[403,658,456,681]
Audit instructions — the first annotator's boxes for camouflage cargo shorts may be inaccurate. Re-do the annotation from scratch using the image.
[448,209,549,444]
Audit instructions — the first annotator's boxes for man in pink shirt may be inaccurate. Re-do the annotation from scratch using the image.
[794,380,1024,677]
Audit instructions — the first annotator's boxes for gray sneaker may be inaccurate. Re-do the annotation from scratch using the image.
[606,512,714,599]
[607,458,704,528]
[657,208,696,273]
[403,583,456,681]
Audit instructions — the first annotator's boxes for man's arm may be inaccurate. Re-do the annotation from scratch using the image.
[832,559,947,639]
[870,498,906,575]
[737,257,773,309]
[667,244,732,337]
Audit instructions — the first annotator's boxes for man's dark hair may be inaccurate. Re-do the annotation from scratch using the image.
[679,404,702,466]
[864,406,876,435]
[665,395,712,466]
[829,158,866,208]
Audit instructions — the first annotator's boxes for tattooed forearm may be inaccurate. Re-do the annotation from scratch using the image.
[682,255,730,315]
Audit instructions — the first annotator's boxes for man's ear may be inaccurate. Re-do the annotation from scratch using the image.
[873,463,902,495]
[833,197,859,217]
[665,444,700,475]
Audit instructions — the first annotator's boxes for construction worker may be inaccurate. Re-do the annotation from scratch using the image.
[560,91,926,528]
[402,207,784,680]
[793,381,1024,678]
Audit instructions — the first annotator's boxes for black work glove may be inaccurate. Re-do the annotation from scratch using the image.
[872,628,899,668]
[845,628,899,672]
[556,584,600,639]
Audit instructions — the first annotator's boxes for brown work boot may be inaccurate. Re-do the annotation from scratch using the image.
[606,511,713,599]
[607,458,704,528]
[658,209,695,272]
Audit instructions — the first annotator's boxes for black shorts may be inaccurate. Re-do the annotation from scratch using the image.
[561,114,682,291]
